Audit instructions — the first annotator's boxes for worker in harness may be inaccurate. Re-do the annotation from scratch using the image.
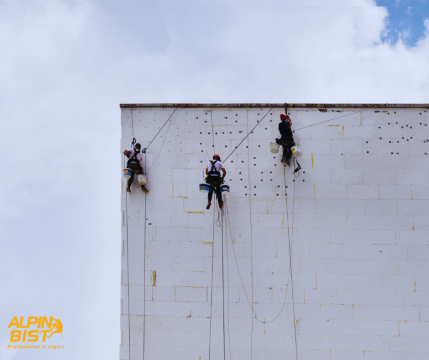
[123,143,149,193]
[276,113,295,166]
[205,154,226,210]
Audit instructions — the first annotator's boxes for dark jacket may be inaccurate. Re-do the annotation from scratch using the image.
[279,121,294,143]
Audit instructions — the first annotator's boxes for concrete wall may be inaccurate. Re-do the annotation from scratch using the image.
[120,106,429,360]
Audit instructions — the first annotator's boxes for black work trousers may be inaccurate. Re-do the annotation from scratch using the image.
[276,138,294,162]
[127,163,143,189]
[207,177,223,205]
[282,146,292,162]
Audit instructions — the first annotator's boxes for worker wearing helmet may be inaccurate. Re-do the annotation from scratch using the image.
[205,154,226,210]
[277,113,295,166]
[123,143,149,193]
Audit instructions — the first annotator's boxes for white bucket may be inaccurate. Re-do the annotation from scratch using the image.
[137,174,147,185]
[270,142,280,154]
[199,183,210,193]
[221,184,230,195]
[291,146,302,157]
[123,168,132,178]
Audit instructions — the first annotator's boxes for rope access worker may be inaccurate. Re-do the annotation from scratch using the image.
[276,113,295,166]
[123,143,149,193]
[205,154,226,210]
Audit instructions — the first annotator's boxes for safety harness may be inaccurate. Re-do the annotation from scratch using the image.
[206,160,222,185]
[127,149,141,166]
[207,160,221,177]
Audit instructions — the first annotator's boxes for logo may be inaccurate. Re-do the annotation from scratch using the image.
[7,317,64,350]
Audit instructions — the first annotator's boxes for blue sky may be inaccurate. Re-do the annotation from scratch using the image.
[376,0,429,45]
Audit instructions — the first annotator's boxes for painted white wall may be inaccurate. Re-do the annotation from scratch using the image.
[120,106,429,360]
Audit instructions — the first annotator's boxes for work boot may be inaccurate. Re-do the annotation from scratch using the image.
[141,186,149,193]
[126,188,131,193]
[285,158,290,167]
[206,202,211,210]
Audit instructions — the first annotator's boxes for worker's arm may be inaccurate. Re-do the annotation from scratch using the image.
[205,168,208,175]
[123,150,131,156]
[221,168,226,179]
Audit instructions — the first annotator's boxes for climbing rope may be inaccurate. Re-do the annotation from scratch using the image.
[245,115,254,360]
[223,199,291,323]
[223,105,277,163]
[146,112,175,175]
[126,107,148,360]
[216,207,223,227]
[211,111,216,154]
[142,155,147,360]
[224,207,233,360]
[145,108,177,150]
[293,110,359,131]
[208,109,218,360]
[208,202,215,360]
[284,166,298,360]
[221,207,226,360]
[124,155,132,360]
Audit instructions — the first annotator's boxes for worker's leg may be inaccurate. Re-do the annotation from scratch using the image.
[282,146,287,163]
[208,184,214,202]
[286,147,293,161]
[138,166,149,193]
[215,183,223,208]
[127,172,135,191]
[206,183,214,209]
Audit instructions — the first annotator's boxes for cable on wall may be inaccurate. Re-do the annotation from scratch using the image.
[223,105,277,163]
[284,165,298,360]
[145,108,177,150]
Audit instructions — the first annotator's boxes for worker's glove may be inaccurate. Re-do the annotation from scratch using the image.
[142,148,147,153]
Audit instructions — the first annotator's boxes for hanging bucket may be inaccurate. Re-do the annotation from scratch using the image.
[221,184,230,195]
[137,174,147,185]
[270,142,280,154]
[123,168,132,178]
[199,183,210,193]
[291,146,302,157]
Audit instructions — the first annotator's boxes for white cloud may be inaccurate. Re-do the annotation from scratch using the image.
[0,0,428,359]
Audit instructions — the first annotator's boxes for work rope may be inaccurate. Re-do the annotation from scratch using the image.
[124,155,131,360]
[131,109,135,146]
[221,204,226,360]
[223,105,277,163]
[284,165,298,360]
[142,155,147,360]
[216,207,223,227]
[208,203,215,360]
[146,112,175,175]
[145,108,177,151]
[126,107,148,360]
[223,199,291,323]
[244,115,254,360]
[208,108,217,360]
[224,205,232,360]
[292,111,358,131]
[211,111,216,154]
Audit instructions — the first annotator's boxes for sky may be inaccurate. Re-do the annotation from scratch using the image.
[0,0,428,359]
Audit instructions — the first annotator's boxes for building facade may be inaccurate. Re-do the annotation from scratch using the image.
[120,104,429,360]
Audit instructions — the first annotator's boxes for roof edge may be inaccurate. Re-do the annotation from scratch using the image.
[120,103,429,109]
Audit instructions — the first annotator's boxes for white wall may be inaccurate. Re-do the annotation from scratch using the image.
[120,106,429,360]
